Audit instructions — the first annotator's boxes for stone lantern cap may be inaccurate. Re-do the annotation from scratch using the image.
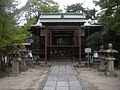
[18,49,29,52]
[98,45,106,53]
[105,43,118,53]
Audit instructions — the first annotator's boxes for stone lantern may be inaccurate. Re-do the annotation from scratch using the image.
[98,45,106,71]
[105,43,118,77]
[12,52,20,74]
[19,47,28,71]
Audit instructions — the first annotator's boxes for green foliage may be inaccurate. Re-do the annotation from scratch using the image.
[86,31,103,50]
[95,0,120,33]
[65,3,84,13]
[85,8,97,19]
[0,0,61,71]
[102,30,120,48]
[87,0,120,47]
[0,0,28,51]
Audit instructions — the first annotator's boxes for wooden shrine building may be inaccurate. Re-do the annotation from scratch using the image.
[30,13,86,64]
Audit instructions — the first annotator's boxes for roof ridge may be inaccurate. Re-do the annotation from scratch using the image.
[40,13,83,15]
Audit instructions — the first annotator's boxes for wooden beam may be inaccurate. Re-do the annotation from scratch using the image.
[47,26,80,30]
[47,45,79,47]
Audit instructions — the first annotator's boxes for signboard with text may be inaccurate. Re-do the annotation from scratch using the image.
[85,48,91,53]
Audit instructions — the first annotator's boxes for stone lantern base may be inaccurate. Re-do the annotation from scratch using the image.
[105,71,117,77]
[105,57,117,77]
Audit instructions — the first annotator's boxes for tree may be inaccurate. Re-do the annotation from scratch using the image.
[94,0,120,33]
[0,0,18,51]
[65,3,97,19]
[65,3,85,13]
[0,0,29,71]
[87,0,120,66]
[92,0,120,47]
[18,0,61,24]
[87,0,120,49]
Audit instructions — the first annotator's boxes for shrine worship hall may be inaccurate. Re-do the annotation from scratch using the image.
[30,13,86,64]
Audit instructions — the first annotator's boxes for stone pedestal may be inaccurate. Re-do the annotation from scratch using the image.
[21,56,26,66]
[12,60,19,74]
[99,57,106,71]
[106,57,115,71]
[105,57,117,77]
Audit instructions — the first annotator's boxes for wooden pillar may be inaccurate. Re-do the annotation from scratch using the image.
[39,32,41,59]
[49,30,52,61]
[45,28,48,65]
[78,29,81,64]
[74,30,77,46]
[72,47,75,62]
[50,30,52,45]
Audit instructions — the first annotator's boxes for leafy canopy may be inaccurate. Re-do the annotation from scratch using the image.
[87,0,120,50]
[0,0,28,51]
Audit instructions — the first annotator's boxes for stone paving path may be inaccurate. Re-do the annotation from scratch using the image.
[42,63,85,90]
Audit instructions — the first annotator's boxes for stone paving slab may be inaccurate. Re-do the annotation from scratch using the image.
[57,81,69,87]
[44,81,56,87]
[57,87,69,90]
[43,87,55,90]
[42,63,85,90]
[70,86,82,90]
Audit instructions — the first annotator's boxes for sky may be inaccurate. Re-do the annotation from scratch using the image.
[54,0,95,9]
[19,0,99,11]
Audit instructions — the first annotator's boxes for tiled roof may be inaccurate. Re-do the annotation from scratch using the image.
[38,13,86,23]
[40,13,86,19]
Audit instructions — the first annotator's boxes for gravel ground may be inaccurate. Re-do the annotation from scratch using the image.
[77,67,120,90]
[0,66,49,90]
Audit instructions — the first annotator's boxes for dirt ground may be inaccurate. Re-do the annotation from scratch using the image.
[0,65,49,90]
[0,65,120,90]
[77,67,120,90]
